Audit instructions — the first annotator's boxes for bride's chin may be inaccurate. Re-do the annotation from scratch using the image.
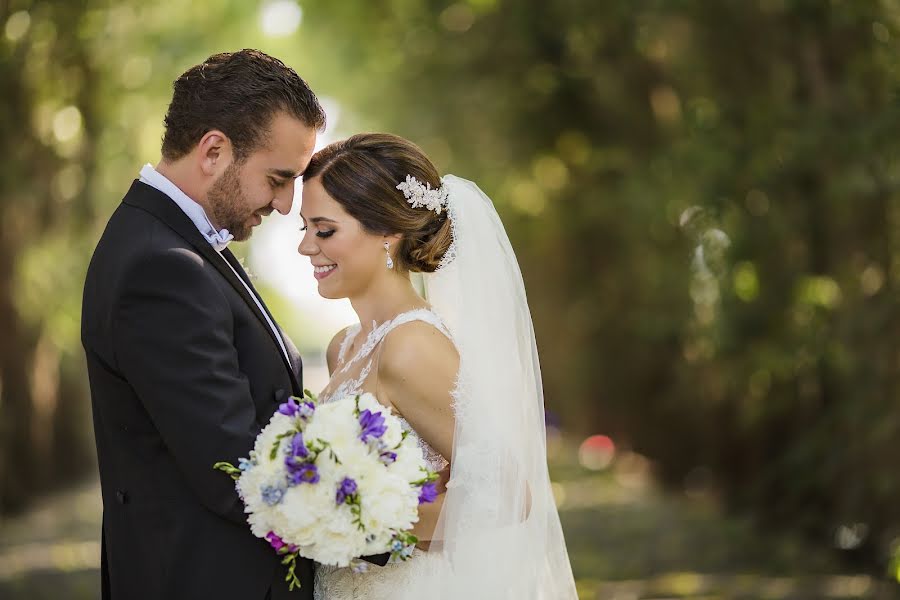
[317,284,344,300]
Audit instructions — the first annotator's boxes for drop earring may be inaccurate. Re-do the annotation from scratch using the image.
[384,241,394,270]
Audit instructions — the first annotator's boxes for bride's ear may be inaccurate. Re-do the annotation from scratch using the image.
[197,130,233,177]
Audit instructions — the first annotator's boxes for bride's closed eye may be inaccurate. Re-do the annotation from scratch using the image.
[300,225,336,239]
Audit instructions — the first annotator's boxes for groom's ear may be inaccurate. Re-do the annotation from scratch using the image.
[196,129,233,177]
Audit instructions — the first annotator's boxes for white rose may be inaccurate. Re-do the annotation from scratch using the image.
[253,413,296,465]
[357,469,418,533]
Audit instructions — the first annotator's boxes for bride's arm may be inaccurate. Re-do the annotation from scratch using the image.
[378,322,459,542]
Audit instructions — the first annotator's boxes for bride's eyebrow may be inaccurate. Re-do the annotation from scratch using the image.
[298,213,338,224]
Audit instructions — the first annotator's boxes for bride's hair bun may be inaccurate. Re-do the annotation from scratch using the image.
[303,133,453,273]
[406,213,452,273]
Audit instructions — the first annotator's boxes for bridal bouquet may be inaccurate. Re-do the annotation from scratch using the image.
[214,391,438,590]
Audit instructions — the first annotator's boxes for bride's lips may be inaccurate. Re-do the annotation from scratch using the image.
[313,264,337,281]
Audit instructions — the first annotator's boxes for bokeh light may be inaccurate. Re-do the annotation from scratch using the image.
[578,434,616,471]
[259,1,302,37]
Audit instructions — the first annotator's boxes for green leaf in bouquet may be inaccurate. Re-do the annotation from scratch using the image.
[411,468,439,486]
[270,430,297,460]
[281,551,303,590]
[213,461,242,481]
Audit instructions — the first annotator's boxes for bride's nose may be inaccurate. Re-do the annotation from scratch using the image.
[298,230,318,256]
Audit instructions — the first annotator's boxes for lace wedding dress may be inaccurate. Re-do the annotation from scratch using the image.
[313,308,453,600]
[314,175,576,599]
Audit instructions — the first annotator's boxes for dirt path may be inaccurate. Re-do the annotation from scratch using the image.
[0,456,896,599]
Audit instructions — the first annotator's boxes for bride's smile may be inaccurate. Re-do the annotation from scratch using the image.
[312,264,337,280]
[298,175,402,302]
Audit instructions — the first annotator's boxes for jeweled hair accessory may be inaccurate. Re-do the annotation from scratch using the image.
[396,175,449,215]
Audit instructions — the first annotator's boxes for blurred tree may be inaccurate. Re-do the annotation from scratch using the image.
[289,0,900,573]
[3,0,900,579]
[0,0,266,512]
[0,0,102,512]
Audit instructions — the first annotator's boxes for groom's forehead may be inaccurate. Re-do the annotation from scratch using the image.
[248,145,308,178]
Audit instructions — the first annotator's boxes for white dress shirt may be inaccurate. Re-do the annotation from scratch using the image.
[138,164,293,368]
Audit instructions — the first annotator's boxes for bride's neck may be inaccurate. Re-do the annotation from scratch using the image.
[349,271,425,332]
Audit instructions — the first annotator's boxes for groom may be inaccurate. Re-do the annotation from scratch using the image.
[82,50,325,599]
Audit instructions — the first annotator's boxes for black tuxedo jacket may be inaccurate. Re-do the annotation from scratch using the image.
[81,180,310,600]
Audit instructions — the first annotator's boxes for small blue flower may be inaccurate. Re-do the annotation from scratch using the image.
[350,560,369,574]
[297,401,315,420]
[358,409,387,442]
[261,485,285,506]
[378,451,398,465]
[335,477,358,504]
[391,540,404,552]
[238,457,255,471]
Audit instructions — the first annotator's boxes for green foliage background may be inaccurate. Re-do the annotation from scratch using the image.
[2,0,900,576]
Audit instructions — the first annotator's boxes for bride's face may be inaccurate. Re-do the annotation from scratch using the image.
[298,176,390,299]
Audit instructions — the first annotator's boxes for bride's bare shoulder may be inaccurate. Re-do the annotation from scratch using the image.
[378,319,459,460]
[382,320,458,370]
[378,320,459,403]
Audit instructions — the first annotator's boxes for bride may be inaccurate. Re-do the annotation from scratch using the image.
[297,133,577,599]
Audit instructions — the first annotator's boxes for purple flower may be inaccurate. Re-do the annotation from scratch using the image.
[278,396,300,417]
[283,432,309,473]
[279,397,315,420]
[418,481,438,504]
[289,432,308,459]
[266,531,287,550]
[265,531,298,553]
[335,477,358,504]
[378,451,398,465]
[287,462,320,485]
[359,409,387,442]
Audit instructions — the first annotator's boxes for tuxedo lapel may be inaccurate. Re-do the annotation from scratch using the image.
[220,247,302,374]
[123,180,300,392]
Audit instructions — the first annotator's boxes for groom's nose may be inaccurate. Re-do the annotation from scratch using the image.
[271,190,294,215]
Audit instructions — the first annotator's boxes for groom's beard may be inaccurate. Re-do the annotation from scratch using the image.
[207,162,256,241]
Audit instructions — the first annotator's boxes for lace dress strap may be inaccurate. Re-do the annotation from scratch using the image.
[336,324,361,364]
[320,308,453,406]
[376,308,453,345]
[337,308,452,376]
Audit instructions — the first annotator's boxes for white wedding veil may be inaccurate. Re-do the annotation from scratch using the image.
[404,175,578,598]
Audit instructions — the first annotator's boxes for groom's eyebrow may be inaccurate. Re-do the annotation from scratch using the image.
[269,168,302,179]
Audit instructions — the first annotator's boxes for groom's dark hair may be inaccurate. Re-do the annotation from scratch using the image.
[161,49,325,162]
